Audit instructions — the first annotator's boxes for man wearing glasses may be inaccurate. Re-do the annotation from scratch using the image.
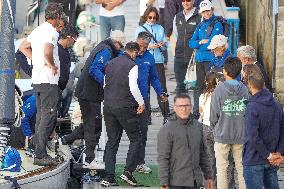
[157,93,213,189]
[172,0,201,95]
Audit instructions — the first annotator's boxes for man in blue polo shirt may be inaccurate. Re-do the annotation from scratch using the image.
[135,31,168,174]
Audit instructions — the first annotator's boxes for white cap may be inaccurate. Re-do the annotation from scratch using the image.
[110,30,126,46]
[207,34,228,50]
[199,0,213,13]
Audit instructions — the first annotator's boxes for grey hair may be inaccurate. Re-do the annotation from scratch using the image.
[237,45,257,61]
[45,2,64,20]
[137,32,152,44]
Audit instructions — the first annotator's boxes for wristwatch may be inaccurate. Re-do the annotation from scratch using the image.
[161,184,168,188]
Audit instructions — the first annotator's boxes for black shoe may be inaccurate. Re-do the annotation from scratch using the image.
[101,177,118,187]
[163,117,168,124]
[34,155,59,166]
[120,171,137,186]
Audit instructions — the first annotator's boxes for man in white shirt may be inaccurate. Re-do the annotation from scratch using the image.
[19,2,64,166]
[95,0,126,40]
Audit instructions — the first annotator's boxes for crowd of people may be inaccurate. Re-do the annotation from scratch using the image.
[15,0,284,189]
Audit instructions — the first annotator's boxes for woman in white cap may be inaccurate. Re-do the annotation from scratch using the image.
[188,0,223,116]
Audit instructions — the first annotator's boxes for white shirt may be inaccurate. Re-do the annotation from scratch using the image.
[199,93,212,126]
[100,4,124,17]
[158,0,165,8]
[27,22,60,85]
[128,65,144,106]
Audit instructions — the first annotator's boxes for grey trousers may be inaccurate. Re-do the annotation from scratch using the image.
[33,84,58,158]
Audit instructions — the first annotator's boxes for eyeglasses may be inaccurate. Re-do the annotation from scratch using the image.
[148,16,156,20]
[68,36,77,42]
[175,104,192,108]
[182,0,192,2]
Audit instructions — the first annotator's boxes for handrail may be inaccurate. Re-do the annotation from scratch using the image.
[26,2,38,26]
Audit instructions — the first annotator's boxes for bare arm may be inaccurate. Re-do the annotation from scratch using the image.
[19,39,32,60]
[44,43,58,75]
[95,0,112,4]
[104,0,126,11]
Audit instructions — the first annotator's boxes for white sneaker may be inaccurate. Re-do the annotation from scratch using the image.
[136,164,152,173]
[58,138,73,160]
[83,159,105,170]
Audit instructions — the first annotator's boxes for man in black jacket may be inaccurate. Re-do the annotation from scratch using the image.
[164,0,202,39]
[101,42,145,187]
[237,45,272,92]
[173,0,201,94]
[158,94,213,189]
[59,30,125,169]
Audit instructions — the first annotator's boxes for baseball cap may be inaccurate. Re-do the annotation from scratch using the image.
[207,34,228,50]
[199,0,213,13]
[110,30,126,47]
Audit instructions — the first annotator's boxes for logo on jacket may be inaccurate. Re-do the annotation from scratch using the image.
[144,61,150,65]
[188,22,197,25]
[99,56,104,63]
[221,97,246,116]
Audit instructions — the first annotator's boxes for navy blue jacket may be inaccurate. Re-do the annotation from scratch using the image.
[243,88,284,165]
[135,51,164,100]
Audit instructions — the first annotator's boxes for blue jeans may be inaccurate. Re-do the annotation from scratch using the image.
[99,15,125,41]
[243,164,279,189]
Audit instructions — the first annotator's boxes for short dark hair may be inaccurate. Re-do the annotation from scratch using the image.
[141,7,160,23]
[137,32,152,44]
[60,24,79,39]
[174,93,191,103]
[242,64,263,85]
[223,57,242,79]
[45,2,63,20]
[247,74,264,90]
[125,42,140,52]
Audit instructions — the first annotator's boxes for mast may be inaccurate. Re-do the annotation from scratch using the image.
[0,0,16,162]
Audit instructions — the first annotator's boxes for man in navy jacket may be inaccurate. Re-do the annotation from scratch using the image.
[243,71,284,188]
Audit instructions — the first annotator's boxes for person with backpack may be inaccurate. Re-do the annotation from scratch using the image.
[189,0,224,117]
[135,7,170,124]
[172,0,201,94]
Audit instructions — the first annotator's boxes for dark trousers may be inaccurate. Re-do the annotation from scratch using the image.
[156,64,170,117]
[103,106,143,179]
[33,84,58,158]
[202,124,235,188]
[174,57,189,94]
[64,99,102,163]
[159,8,165,27]
[193,62,209,114]
[170,181,202,189]
[137,99,150,165]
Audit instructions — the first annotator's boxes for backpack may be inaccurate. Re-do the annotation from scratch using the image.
[206,16,231,37]
[1,146,22,172]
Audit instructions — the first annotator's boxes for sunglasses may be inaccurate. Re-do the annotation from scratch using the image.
[182,0,192,2]
[148,16,157,20]
[68,36,77,42]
